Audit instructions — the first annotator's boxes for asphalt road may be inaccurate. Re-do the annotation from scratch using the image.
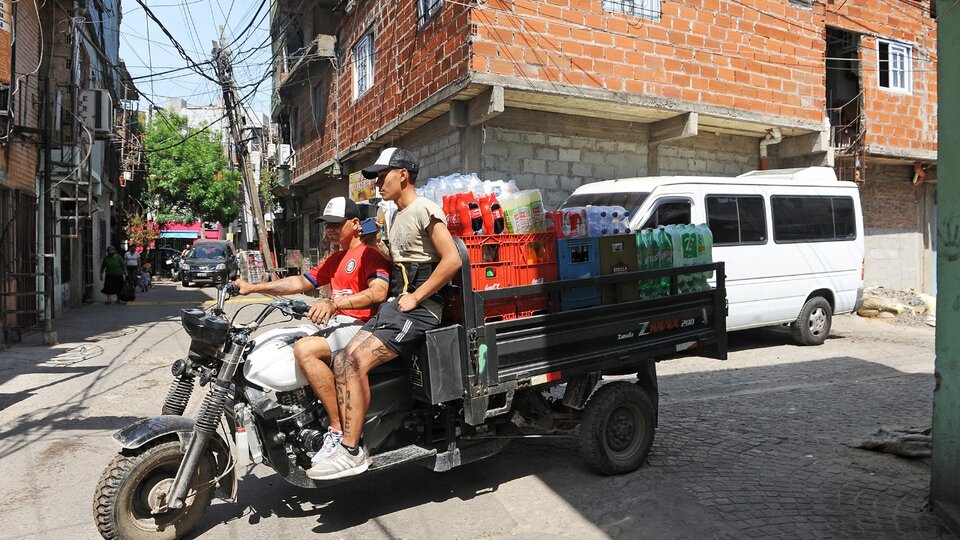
[0,281,951,539]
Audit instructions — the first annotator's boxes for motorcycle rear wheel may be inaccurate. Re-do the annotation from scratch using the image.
[93,440,215,540]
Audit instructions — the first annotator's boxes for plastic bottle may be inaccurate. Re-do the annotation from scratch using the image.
[585,206,604,237]
[235,425,250,468]
[641,228,659,298]
[459,193,481,237]
[479,194,495,235]
[695,223,714,284]
[468,201,484,235]
[500,192,532,234]
[491,203,505,234]
[525,190,546,232]
[657,226,674,296]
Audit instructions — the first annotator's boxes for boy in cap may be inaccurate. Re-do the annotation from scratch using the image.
[234,196,391,464]
[308,147,462,480]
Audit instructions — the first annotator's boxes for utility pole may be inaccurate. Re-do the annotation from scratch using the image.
[212,38,276,276]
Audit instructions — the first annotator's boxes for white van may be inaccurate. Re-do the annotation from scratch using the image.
[561,167,865,345]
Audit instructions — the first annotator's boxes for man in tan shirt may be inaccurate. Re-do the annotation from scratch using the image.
[307,147,462,480]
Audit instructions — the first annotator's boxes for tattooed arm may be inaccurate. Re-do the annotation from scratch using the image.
[234,275,314,296]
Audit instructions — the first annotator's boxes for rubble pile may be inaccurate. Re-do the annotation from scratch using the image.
[858,286,935,327]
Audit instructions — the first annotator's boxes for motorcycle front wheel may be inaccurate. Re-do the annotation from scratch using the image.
[93,440,216,540]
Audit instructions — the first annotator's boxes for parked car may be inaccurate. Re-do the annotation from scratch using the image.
[561,166,865,345]
[180,240,238,287]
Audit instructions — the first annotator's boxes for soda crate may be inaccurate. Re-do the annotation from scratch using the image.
[505,232,558,285]
[557,237,601,311]
[463,235,512,291]
[557,237,600,280]
[599,234,640,304]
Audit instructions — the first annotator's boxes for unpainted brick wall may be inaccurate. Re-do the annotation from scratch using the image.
[4,0,43,192]
[859,163,920,230]
[333,0,471,153]
[824,5,937,156]
[471,0,825,123]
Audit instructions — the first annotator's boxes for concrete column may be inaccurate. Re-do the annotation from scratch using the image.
[932,8,960,536]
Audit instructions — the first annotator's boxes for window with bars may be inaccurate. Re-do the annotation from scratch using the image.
[602,0,660,21]
[418,0,443,27]
[878,39,912,94]
[352,32,374,99]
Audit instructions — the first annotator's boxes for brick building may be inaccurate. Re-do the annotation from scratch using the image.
[0,0,132,341]
[270,0,936,291]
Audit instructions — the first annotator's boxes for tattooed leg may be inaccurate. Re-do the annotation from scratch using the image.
[334,334,398,447]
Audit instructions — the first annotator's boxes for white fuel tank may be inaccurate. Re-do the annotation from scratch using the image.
[243,325,319,392]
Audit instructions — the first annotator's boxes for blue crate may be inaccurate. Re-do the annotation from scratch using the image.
[557,237,600,280]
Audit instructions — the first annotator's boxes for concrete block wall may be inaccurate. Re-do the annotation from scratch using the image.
[657,133,760,177]
[864,231,922,290]
[477,125,760,209]
[413,129,462,179]
[480,126,649,209]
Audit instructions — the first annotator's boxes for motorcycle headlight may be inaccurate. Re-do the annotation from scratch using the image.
[180,263,189,270]
[215,263,226,271]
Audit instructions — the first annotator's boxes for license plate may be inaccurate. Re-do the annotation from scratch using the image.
[195,273,209,277]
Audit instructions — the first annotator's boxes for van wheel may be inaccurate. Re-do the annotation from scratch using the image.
[579,381,656,475]
[791,296,832,346]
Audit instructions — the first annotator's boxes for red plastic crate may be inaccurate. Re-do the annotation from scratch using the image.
[463,233,557,320]
[503,232,558,286]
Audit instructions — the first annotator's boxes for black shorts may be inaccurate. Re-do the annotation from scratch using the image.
[361,299,440,358]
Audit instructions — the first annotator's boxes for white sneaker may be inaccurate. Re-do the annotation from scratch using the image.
[307,443,371,480]
[311,428,343,464]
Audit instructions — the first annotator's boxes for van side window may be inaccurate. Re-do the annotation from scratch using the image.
[772,196,857,242]
[706,195,767,245]
[641,201,691,229]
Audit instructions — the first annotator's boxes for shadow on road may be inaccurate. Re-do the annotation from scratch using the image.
[182,356,945,539]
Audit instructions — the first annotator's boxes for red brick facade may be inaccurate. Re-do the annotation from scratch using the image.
[312,0,936,163]
[4,0,42,193]
[331,0,471,153]
[824,4,937,156]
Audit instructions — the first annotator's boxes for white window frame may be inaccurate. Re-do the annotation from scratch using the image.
[418,0,443,27]
[352,32,374,100]
[877,39,912,94]
[602,0,661,21]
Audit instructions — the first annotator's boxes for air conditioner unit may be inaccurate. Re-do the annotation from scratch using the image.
[78,89,113,136]
[276,143,293,167]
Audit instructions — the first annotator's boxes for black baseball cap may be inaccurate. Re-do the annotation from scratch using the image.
[361,147,420,179]
[314,197,361,223]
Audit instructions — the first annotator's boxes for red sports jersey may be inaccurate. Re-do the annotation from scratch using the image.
[304,243,390,321]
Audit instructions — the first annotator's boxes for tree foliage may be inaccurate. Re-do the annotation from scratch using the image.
[142,111,242,225]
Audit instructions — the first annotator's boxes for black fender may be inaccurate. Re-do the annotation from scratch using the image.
[113,415,238,500]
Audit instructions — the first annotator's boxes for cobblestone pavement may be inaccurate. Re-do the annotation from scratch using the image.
[0,288,953,539]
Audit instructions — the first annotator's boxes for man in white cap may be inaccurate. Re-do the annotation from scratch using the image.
[308,147,462,480]
[234,196,391,466]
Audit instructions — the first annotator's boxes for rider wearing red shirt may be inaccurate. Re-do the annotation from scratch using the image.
[235,197,389,467]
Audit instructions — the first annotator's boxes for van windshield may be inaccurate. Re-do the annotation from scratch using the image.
[560,192,650,218]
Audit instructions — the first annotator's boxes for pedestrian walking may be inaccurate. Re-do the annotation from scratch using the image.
[100,246,126,304]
